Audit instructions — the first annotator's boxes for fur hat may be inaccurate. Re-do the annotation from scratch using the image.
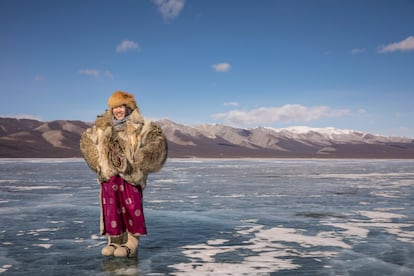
[108,91,138,111]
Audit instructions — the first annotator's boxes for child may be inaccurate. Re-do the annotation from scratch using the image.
[80,91,167,257]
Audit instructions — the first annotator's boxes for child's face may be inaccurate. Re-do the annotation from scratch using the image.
[113,105,127,120]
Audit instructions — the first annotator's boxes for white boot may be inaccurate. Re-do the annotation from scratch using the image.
[114,232,139,258]
[101,234,127,256]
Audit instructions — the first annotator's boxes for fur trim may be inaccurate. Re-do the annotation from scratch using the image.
[134,121,168,173]
[80,108,167,189]
[108,91,138,111]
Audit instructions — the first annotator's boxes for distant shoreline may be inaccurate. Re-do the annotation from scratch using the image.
[1,117,414,159]
[1,157,413,161]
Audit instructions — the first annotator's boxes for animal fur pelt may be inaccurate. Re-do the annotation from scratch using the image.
[80,109,168,189]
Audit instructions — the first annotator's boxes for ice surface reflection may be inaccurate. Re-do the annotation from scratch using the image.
[0,158,413,275]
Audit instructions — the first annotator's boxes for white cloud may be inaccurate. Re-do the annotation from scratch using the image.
[1,114,43,121]
[357,108,367,114]
[224,102,239,107]
[212,62,231,72]
[34,75,45,81]
[350,48,365,54]
[152,0,185,21]
[211,104,351,126]
[378,36,414,53]
[78,69,100,77]
[78,69,113,79]
[116,39,140,53]
[103,70,113,79]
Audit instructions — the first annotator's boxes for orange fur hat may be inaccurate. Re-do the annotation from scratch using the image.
[107,91,138,111]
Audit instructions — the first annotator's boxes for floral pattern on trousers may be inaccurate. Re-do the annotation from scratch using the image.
[101,175,147,236]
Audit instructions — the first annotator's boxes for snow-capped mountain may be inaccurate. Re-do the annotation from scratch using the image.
[266,126,412,144]
[157,119,414,158]
[1,117,414,158]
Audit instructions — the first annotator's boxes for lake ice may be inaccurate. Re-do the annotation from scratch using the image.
[0,158,413,275]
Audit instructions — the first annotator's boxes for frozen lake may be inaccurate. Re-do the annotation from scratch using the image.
[1,158,414,275]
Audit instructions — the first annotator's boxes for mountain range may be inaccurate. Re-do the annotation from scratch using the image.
[1,117,414,158]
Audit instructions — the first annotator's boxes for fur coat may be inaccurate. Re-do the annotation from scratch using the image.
[80,109,168,189]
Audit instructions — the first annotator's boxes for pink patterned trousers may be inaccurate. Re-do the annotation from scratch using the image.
[101,175,147,236]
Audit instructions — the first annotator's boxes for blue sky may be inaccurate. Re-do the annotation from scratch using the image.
[1,0,414,138]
